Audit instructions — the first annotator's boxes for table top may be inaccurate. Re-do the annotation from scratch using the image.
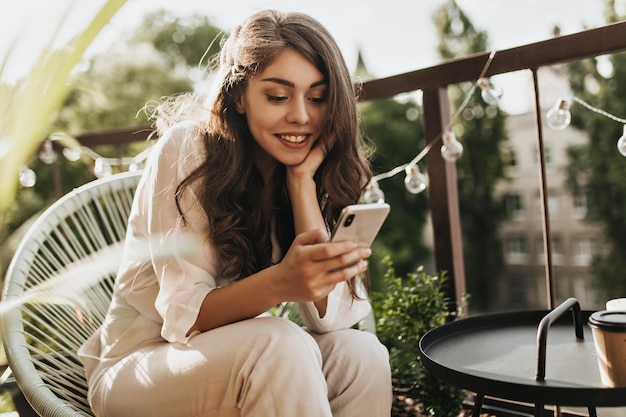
[419,309,626,406]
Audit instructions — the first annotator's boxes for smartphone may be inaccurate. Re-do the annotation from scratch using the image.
[330,203,390,247]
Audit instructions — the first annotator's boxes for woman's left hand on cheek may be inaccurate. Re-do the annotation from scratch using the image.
[287,139,329,180]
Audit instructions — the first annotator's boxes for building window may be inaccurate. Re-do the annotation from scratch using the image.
[536,235,564,265]
[504,193,524,220]
[545,146,553,167]
[574,237,597,266]
[536,192,559,216]
[505,235,528,264]
[504,147,519,176]
[552,235,563,265]
[573,192,587,219]
[532,145,553,168]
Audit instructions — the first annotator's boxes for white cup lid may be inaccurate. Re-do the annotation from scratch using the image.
[606,298,626,311]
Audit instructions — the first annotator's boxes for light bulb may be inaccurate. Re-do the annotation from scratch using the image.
[478,78,503,106]
[546,98,571,130]
[404,164,427,194]
[441,131,464,162]
[364,179,385,203]
[94,158,112,178]
[617,125,626,157]
[128,160,145,172]
[62,146,82,162]
[19,166,36,187]
[39,140,58,164]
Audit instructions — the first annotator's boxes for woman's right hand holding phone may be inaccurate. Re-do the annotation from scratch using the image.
[272,228,370,304]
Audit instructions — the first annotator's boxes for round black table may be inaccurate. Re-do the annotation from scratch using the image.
[418,298,626,417]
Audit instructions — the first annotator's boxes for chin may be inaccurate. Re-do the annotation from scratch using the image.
[281,158,307,167]
[276,151,311,167]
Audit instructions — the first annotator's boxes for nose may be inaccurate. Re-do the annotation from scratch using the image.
[286,97,309,125]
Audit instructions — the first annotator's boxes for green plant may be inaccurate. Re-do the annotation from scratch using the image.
[0,0,127,216]
[372,256,467,416]
[0,0,127,392]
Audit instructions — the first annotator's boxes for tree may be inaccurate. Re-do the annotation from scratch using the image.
[0,1,127,263]
[54,9,222,133]
[565,1,626,298]
[432,0,508,312]
[4,10,225,247]
[359,98,431,291]
[133,10,223,70]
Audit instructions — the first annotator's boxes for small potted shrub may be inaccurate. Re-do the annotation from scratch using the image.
[372,256,467,416]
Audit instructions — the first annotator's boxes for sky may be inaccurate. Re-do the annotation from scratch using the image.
[1,0,624,114]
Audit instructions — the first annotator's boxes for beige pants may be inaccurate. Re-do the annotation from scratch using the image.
[91,316,392,417]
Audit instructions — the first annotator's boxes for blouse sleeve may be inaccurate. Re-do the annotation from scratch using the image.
[140,122,219,343]
[298,280,372,333]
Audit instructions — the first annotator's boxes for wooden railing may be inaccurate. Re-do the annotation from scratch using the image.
[360,20,626,312]
[68,20,626,312]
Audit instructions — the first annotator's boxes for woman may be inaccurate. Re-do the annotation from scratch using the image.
[79,9,392,417]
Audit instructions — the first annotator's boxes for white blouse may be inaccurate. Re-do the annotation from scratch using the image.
[78,122,371,382]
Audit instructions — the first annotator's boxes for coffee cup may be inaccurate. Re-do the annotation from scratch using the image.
[589,310,626,387]
[606,298,626,311]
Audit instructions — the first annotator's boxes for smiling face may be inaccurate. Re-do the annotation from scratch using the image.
[236,49,329,173]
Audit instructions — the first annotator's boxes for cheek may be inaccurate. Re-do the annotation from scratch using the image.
[243,108,267,132]
[316,105,330,123]
[244,109,280,145]
[245,103,280,128]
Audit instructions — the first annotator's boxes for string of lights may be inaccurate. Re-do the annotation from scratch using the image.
[18,50,503,192]
[363,51,499,203]
[18,52,626,191]
[545,94,626,156]
[365,58,626,204]
[18,139,153,188]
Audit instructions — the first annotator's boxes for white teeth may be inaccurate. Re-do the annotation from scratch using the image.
[281,135,306,143]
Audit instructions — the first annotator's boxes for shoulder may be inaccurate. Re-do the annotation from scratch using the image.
[157,121,206,163]
[141,121,208,184]
[158,120,205,151]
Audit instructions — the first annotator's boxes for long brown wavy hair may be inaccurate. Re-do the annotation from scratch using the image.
[153,10,373,291]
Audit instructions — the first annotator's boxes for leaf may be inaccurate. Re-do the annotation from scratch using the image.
[0,0,127,214]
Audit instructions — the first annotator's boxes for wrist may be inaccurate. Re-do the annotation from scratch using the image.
[286,175,317,198]
[264,263,289,304]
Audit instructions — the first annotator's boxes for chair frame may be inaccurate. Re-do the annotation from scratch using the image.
[2,171,142,417]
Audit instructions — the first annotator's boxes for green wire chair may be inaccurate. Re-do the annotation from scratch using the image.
[1,170,376,417]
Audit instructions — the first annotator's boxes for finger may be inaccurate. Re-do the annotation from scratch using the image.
[328,259,369,281]
[326,247,371,272]
[305,240,360,263]
[304,141,327,168]
[294,228,330,246]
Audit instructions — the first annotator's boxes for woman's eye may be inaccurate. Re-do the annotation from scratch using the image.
[309,97,327,105]
[267,95,287,102]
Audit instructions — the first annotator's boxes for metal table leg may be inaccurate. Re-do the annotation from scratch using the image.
[535,403,544,417]
[472,393,484,417]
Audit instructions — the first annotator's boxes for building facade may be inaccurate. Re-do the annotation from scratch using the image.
[495,103,603,311]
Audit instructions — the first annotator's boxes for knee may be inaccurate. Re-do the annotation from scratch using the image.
[249,317,323,365]
[319,329,392,410]
[319,329,391,377]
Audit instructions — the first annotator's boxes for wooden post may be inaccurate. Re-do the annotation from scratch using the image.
[422,86,467,315]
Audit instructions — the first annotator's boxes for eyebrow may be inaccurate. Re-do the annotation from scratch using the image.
[260,77,327,89]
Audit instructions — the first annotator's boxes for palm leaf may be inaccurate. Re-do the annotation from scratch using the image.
[0,0,127,214]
